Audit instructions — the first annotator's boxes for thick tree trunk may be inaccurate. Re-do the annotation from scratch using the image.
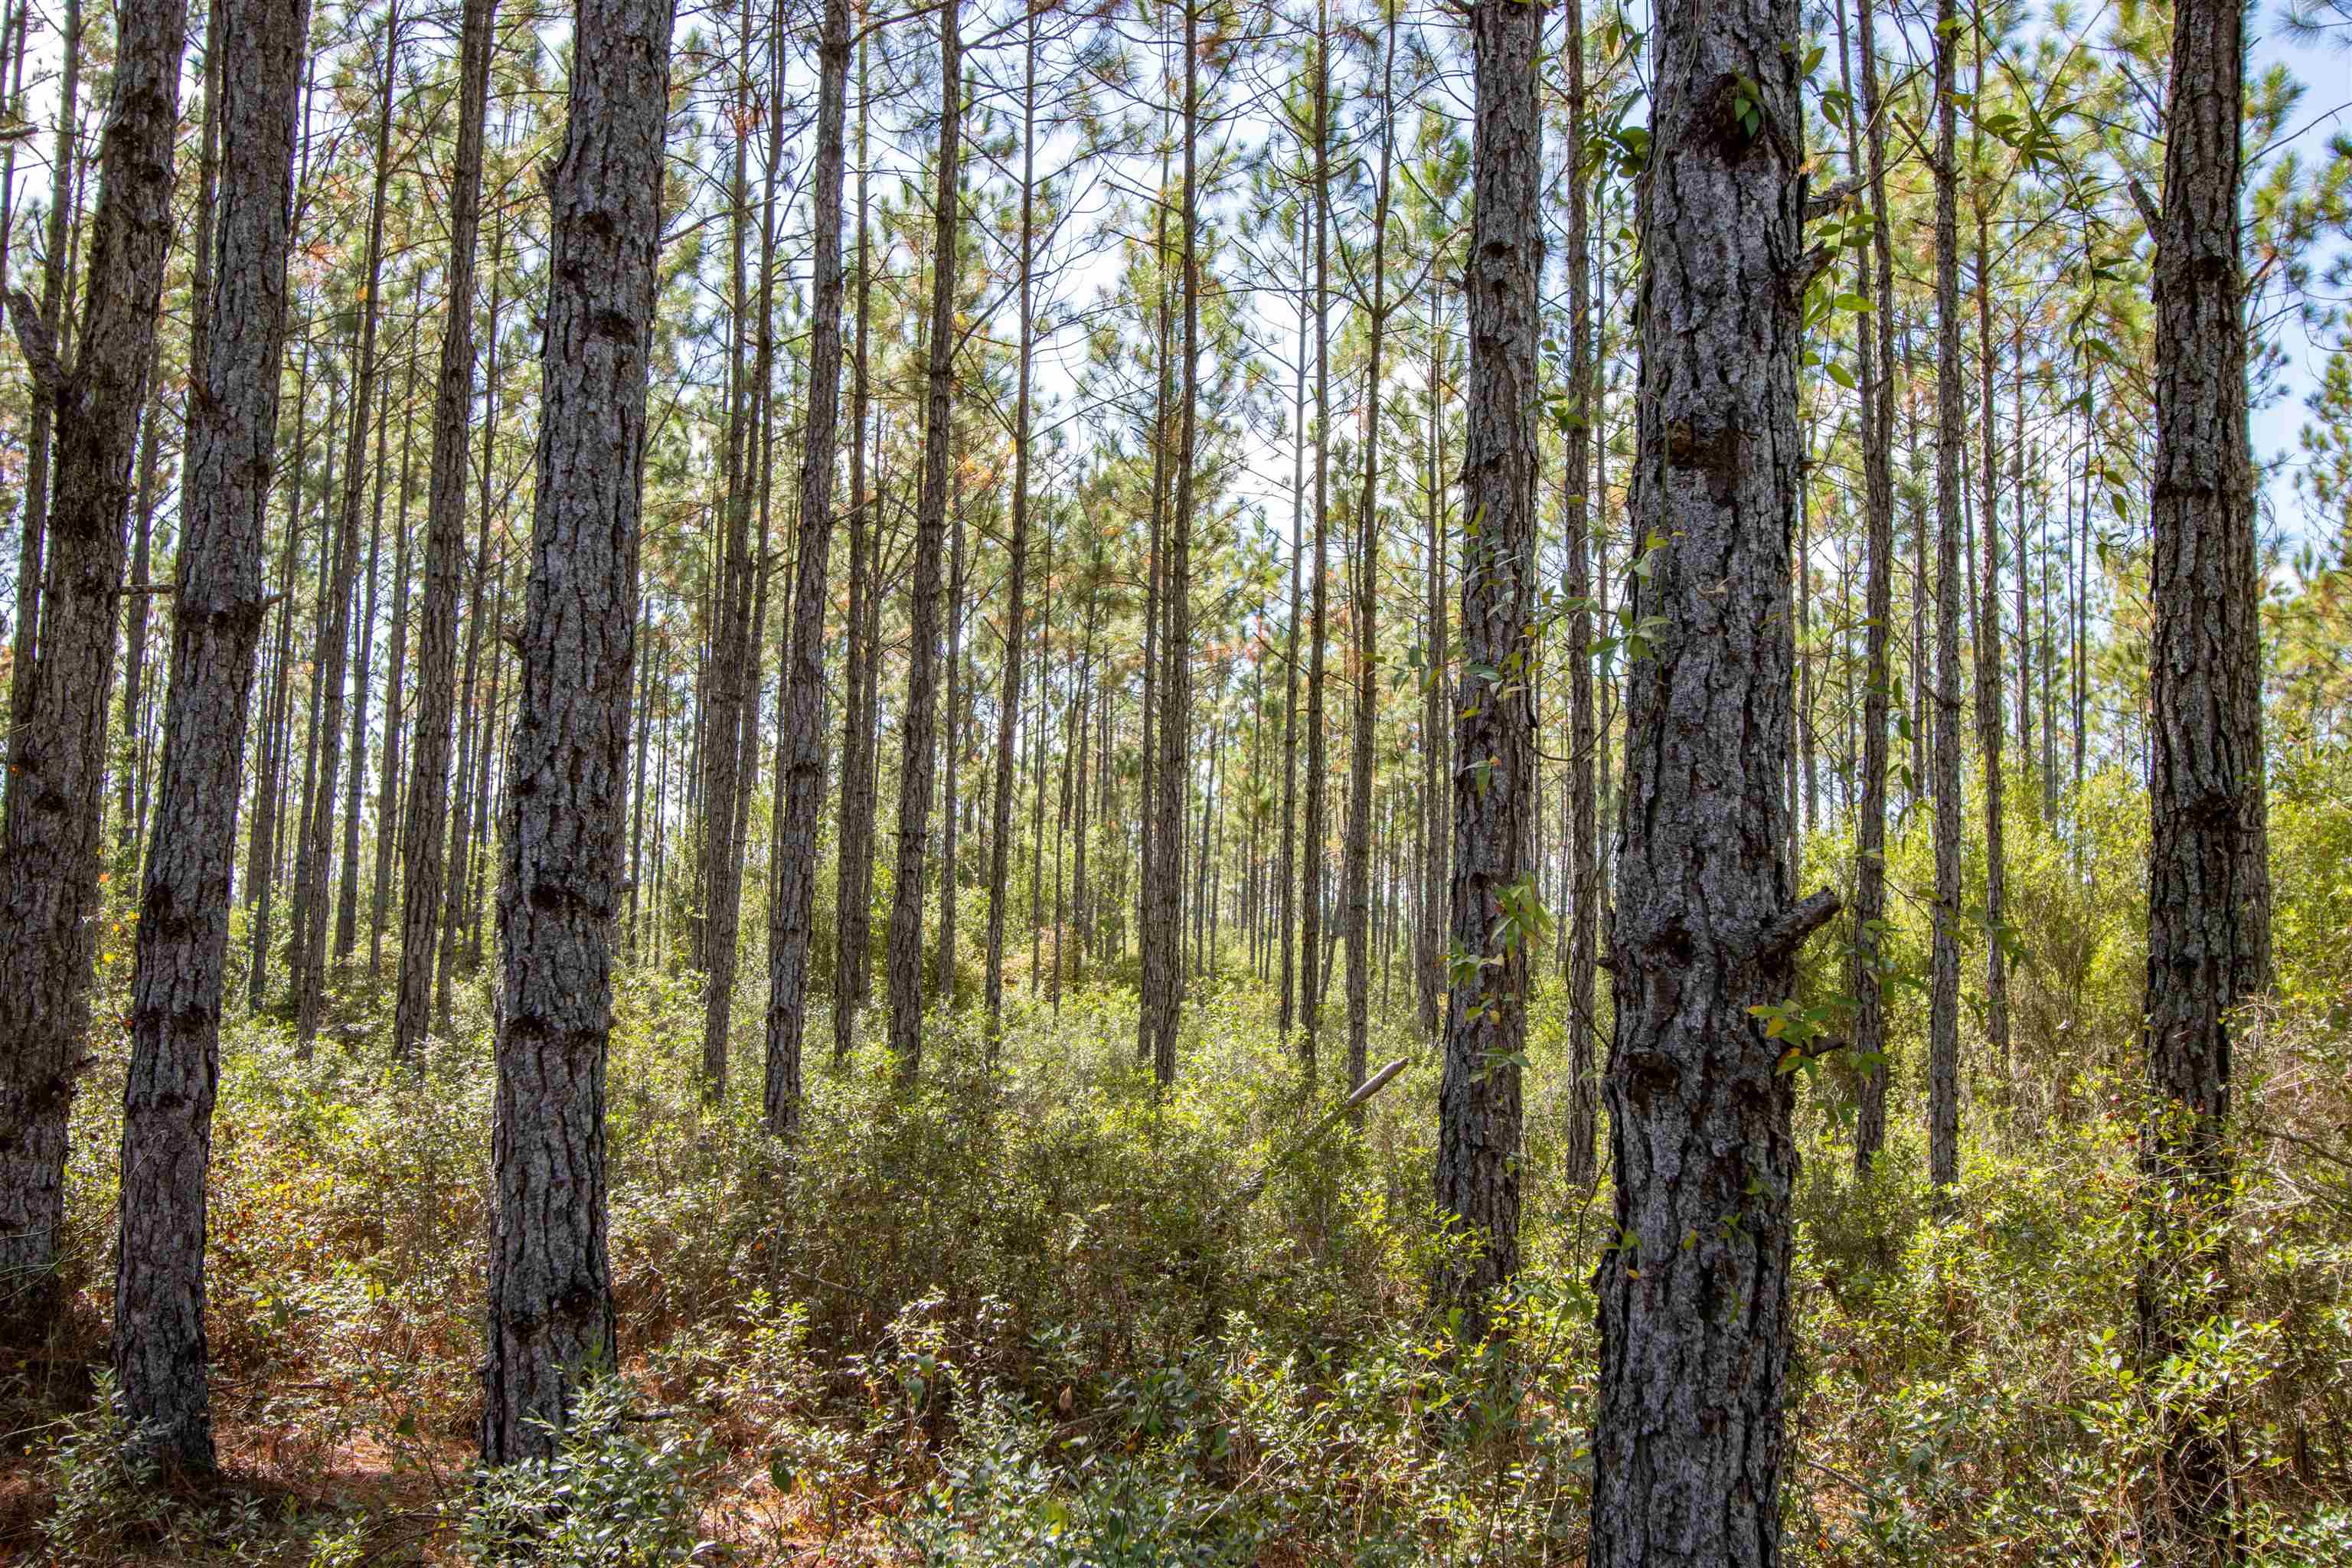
[394,0,495,1066]
[1433,0,1539,1336]
[765,0,848,1135]
[884,0,962,1080]
[2138,0,2269,1547]
[113,0,302,1469]
[481,0,671,1465]
[0,0,188,1315]
[1590,0,1835,1558]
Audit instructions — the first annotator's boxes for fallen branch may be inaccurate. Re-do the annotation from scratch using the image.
[1206,1055,1410,1230]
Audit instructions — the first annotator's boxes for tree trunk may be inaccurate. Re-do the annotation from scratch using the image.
[1561,0,1599,1190]
[1433,0,1539,1336]
[765,0,848,1134]
[1341,10,1396,1103]
[983,12,1040,1039]
[1927,0,1965,1207]
[113,0,302,1468]
[1590,0,1836,1558]
[884,0,962,1081]
[481,0,671,1465]
[2138,0,2270,1546]
[832,21,877,1065]
[394,0,495,1066]
[1847,0,1897,1174]
[1300,0,1332,1072]
[0,0,189,1316]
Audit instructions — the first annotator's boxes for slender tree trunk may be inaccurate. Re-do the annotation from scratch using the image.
[1433,0,1539,1336]
[5,0,79,751]
[1848,0,1897,1174]
[1301,0,1332,1070]
[1927,0,1965,1207]
[765,0,848,1133]
[1279,201,1307,1045]
[1971,23,2011,1083]
[394,0,495,1066]
[0,0,189,1315]
[2138,0,2270,1546]
[481,0,671,1465]
[113,0,302,1468]
[884,0,962,1080]
[117,372,167,858]
[984,14,1040,1039]
[1142,0,1202,1089]
[1561,0,1599,1189]
[832,21,877,1065]
[936,489,967,1002]
[1342,12,1396,1100]
[373,290,423,975]
[1592,0,1838,1557]
[338,369,392,964]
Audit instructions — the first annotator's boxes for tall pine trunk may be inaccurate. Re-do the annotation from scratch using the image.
[113,0,303,1467]
[765,0,848,1134]
[1590,0,1838,1557]
[1434,0,1539,1337]
[0,0,189,1315]
[394,0,496,1065]
[884,0,962,1080]
[2137,0,2270,1546]
[481,0,671,1465]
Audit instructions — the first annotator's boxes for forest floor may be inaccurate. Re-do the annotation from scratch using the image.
[7,825,2352,1563]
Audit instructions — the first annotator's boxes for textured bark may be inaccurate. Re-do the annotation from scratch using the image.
[2137,0,2270,1547]
[1561,0,1599,1191]
[936,498,966,1001]
[697,0,761,1102]
[481,0,671,1466]
[1970,19,2010,1083]
[1341,11,1396,1104]
[1928,0,1965,1206]
[983,14,1039,1040]
[113,0,302,1469]
[0,0,188,1312]
[1417,302,1451,1044]
[884,0,962,1080]
[1590,0,1833,1558]
[1279,201,1305,1044]
[1433,0,1539,1334]
[831,31,877,1066]
[1847,0,1897,1175]
[373,292,423,975]
[1300,2,1332,1070]
[394,0,495,1066]
[1140,0,1201,1089]
[5,0,77,751]
[337,373,391,964]
[765,0,848,1135]
[117,373,167,857]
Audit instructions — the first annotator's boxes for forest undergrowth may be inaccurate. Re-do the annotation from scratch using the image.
[5,756,2352,1566]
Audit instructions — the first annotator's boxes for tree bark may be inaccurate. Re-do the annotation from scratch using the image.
[113,0,302,1468]
[2138,0,2270,1547]
[481,0,671,1466]
[1433,0,1539,1336]
[394,0,496,1066]
[983,11,1040,1040]
[1928,0,1965,1206]
[0,0,189,1315]
[831,21,877,1066]
[884,0,962,1080]
[765,0,848,1135]
[1847,0,1897,1175]
[1590,0,1834,1558]
[1561,0,1599,1190]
